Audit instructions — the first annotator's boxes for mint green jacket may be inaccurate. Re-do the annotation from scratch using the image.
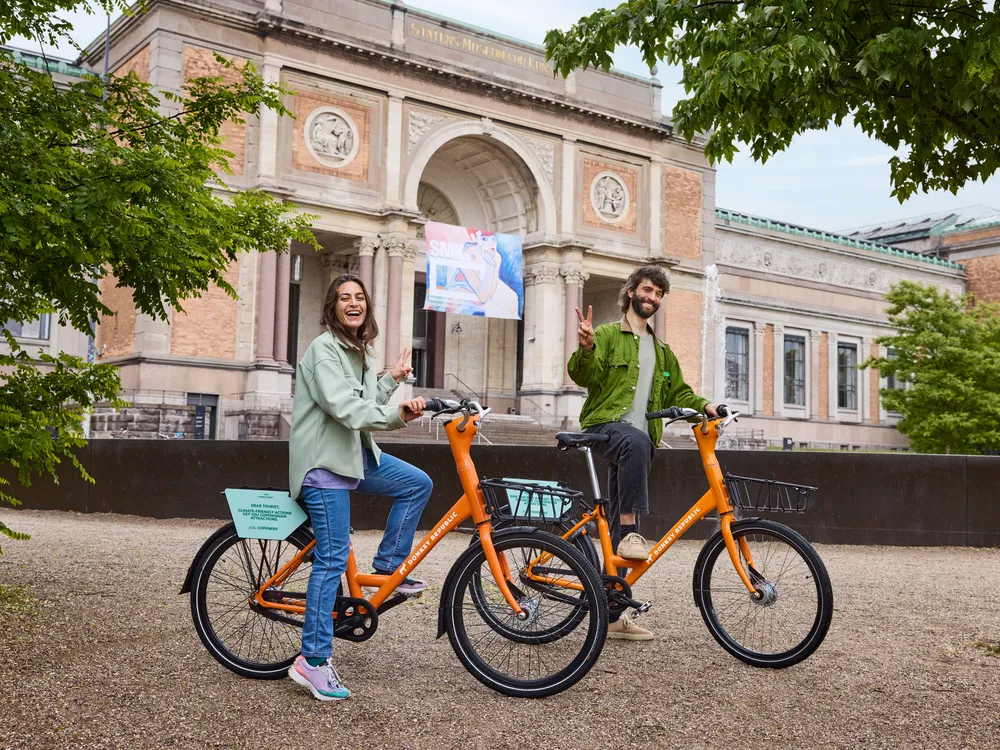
[567,318,708,446]
[288,331,405,499]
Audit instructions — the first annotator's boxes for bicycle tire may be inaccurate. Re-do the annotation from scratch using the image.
[487,517,600,569]
[190,523,315,679]
[693,518,833,669]
[442,530,608,698]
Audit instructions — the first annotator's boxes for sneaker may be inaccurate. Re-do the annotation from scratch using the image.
[617,532,654,560]
[288,656,351,701]
[607,612,653,641]
[372,568,428,595]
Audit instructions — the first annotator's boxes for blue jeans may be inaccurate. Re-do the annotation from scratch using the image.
[299,451,433,659]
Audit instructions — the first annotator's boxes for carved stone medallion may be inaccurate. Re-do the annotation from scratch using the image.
[304,107,359,169]
[590,172,629,224]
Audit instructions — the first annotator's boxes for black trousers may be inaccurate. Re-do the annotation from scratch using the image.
[583,422,656,543]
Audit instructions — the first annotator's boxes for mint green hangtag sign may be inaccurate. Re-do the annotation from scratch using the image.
[225,489,307,540]
[502,479,572,521]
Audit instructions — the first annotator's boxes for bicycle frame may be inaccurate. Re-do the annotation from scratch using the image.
[248,409,525,619]
[562,416,761,597]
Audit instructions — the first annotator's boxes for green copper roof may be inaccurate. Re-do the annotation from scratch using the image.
[2,46,90,78]
[716,208,964,270]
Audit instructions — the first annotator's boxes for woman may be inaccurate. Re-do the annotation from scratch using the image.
[286,273,431,701]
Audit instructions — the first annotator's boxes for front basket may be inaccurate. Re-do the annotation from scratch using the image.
[479,478,582,523]
[724,474,816,513]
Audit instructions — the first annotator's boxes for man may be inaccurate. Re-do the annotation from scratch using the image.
[568,265,720,641]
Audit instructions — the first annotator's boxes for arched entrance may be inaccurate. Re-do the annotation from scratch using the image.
[410,132,543,412]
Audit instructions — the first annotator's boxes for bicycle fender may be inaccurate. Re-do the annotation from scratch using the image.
[436,525,541,639]
[180,522,238,594]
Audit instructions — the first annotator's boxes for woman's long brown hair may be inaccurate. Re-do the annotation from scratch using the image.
[321,274,379,370]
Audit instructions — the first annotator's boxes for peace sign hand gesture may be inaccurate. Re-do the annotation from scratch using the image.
[389,348,413,383]
[576,306,595,351]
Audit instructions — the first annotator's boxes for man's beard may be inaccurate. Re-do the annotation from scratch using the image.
[631,294,659,320]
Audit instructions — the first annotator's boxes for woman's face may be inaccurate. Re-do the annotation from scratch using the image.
[335,281,367,334]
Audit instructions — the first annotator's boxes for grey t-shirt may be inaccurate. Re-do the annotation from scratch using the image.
[622,333,656,435]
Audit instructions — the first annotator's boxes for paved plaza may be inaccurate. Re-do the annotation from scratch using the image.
[1,509,998,750]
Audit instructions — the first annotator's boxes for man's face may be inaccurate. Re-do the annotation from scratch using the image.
[629,279,664,320]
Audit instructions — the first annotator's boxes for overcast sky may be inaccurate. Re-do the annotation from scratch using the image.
[10,0,1000,233]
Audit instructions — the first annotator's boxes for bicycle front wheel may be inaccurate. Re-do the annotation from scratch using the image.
[443,530,608,698]
[693,518,833,668]
[190,523,314,679]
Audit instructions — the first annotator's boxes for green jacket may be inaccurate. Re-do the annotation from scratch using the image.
[567,318,708,446]
[288,331,405,499]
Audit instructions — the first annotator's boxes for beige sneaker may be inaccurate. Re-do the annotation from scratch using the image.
[607,612,653,641]
[617,532,654,560]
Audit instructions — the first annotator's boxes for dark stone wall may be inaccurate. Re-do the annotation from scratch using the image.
[6,441,999,547]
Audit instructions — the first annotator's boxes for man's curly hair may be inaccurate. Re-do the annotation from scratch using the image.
[618,265,670,314]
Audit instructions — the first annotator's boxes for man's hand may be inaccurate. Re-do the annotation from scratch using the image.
[575,305,595,350]
[705,403,721,418]
[389,348,413,384]
[398,397,426,423]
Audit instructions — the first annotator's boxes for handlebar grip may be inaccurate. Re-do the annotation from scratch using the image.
[645,406,682,421]
[716,404,729,418]
[423,398,447,412]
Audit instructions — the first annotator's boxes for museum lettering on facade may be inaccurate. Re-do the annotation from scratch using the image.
[5,0,997,451]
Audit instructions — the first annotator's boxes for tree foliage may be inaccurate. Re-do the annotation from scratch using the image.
[862,281,1000,454]
[0,0,318,550]
[545,1,1000,201]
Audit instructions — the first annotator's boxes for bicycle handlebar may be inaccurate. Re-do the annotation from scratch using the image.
[645,404,738,427]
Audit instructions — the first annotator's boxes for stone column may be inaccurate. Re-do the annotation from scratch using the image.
[273,248,291,365]
[383,234,408,363]
[385,93,405,207]
[256,250,277,362]
[353,236,378,293]
[321,252,346,290]
[828,333,839,420]
[772,323,785,418]
[648,155,662,255]
[257,55,281,183]
[560,137,576,237]
[522,262,562,391]
[809,329,821,420]
[561,264,585,388]
[753,321,765,416]
[861,336,873,424]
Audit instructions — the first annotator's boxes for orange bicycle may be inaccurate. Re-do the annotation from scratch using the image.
[181,399,608,698]
[498,406,833,668]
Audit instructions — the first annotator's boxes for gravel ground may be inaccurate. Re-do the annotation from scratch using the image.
[1,509,998,750]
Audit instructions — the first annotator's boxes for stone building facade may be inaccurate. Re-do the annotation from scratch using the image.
[3,0,991,449]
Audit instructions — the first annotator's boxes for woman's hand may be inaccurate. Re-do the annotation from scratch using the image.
[398,397,426,423]
[389,348,413,383]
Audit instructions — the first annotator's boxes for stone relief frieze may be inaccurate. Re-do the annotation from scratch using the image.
[407,111,446,154]
[304,107,359,168]
[523,136,555,185]
[716,238,906,294]
[590,172,629,224]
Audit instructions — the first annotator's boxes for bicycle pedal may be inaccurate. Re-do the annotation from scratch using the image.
[402,590,424,600]
[634,601,652,615]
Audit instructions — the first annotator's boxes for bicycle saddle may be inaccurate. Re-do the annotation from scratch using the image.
[555,432,611,450]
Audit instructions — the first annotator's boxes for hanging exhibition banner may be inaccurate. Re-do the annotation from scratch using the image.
[423,221,523,319]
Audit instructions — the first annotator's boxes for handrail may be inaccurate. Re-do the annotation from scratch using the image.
[444,372,482,402]
[517,395,555,417]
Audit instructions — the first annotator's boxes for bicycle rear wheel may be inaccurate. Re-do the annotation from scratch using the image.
[190,523,314,679]
[442,530,608,698]
[693,519,833,668]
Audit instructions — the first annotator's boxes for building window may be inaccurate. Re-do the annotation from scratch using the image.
[885,348,902,390]
[4,314,51,340]
[725,326,749,402]
[837,342,858,410]
[783,335,806,406]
